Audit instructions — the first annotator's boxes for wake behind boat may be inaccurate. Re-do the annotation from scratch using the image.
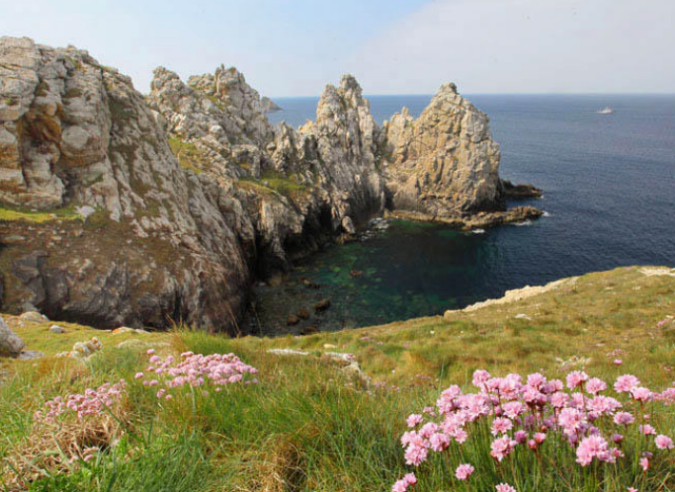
[597,106,614,114]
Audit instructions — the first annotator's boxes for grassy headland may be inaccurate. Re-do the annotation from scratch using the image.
[1,266,675,491]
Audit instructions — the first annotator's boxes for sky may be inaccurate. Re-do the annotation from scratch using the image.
[2,0,674,97]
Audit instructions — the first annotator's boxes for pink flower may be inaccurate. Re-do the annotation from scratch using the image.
[491,417,513,436]
[586,377,607,395]
[576,435,610,466]
[615,375,640,393]
[490,436,517,462]
[134,372,144,379]
[627,488,637,492]
[455,463,474,481]
[631,387,653,402]
[655,434,674,450]
[403,473,416,485]
[514,430,528,444]
[495,484,517,492]
[472,369,491,387]
[614,412,634,425]
[640,456,649,471]
[407,414,424,428]
[391,480,408,492]
[566,371,589,390]
[429,432,450,452]
[146,349,155,355]
[639,425,656,436]
[614,359,623,365]
[612,433,624,444]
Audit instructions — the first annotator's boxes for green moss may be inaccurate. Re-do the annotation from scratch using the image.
[168,137,206,175]
[239,169,308,200]
[64,87,83,99]
[205,95,225,111]
[0,205,81,223]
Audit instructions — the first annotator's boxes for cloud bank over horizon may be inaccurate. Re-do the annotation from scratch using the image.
[1,0,673,97]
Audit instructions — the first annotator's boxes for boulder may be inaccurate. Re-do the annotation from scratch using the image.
[0,315,25,357]
[19,311,49,324]
[296,308,310,320]
[286,315,300,326]
[49,324,65,334]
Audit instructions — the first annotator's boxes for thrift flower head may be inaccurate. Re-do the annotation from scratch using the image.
[455,463,474,481]
[614,412,634,425]
[655,434,674,450]
[496,484,517,492]
[407,414,424,428]
[576,435,610,466]
[615,375,640,393]
[566,371,589,390]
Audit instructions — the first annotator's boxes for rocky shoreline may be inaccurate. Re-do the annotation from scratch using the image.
[0,36,542,334]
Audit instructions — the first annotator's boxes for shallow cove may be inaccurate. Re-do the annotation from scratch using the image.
[253,217,528,335]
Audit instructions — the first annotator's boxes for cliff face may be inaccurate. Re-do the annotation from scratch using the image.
[0,37,250,332]
[149,70,386,275]
[0,37,540,332]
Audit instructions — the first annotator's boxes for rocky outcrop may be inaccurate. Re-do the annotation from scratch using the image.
[149,70,386,275]
[0,37,249,333]
[261,96,281,113]
[502,180,543,199]
[0,37,540,333]
[382,83,519,227]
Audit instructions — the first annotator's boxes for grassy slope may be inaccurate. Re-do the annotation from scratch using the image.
[1,266,675,491]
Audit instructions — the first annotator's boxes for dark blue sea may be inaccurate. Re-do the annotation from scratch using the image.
[257,94,675,333]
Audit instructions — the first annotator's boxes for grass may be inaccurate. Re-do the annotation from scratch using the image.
[1,266,675,491]
[168,137,206,175]
[238,169,308,201]
[0,205,82,224]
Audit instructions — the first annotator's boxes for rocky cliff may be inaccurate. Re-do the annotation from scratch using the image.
[0,37,250,332]
[0,37,540,333]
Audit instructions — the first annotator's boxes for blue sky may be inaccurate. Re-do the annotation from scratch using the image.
[2,0,674,97]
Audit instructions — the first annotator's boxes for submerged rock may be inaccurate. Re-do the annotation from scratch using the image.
[314,299,331,312]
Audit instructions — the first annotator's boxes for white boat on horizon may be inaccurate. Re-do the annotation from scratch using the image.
[597,106,614,114]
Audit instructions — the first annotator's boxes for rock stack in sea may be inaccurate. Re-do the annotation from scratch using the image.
[0,36,541,334]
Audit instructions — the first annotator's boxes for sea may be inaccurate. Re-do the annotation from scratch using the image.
[255,94,675,333]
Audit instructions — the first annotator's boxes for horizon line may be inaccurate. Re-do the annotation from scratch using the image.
[268,92,675,99]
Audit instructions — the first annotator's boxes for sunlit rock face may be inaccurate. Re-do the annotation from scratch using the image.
[382,82,504,218]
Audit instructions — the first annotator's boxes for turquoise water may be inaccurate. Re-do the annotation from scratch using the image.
[256,95,675,334]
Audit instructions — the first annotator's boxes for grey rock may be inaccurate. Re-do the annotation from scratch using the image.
[18,350,44,360]
[19,311,49,324]
[0,315,25,357]
[49,324,65,333]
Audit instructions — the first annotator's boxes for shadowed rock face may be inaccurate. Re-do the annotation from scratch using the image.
[0,36,540,332]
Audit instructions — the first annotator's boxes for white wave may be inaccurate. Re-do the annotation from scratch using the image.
[472,228,486,234]
[514,220,533,227]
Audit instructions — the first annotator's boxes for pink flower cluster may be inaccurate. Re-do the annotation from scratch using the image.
[35,380,126,423]
[393,369,675,491]
[137,349,258,399]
